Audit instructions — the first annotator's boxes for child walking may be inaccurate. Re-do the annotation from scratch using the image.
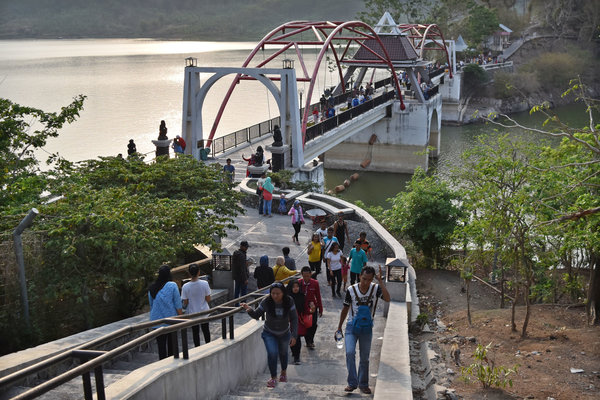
[278,193,287,215]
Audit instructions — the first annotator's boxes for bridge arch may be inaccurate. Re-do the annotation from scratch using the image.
[205,20,405,148]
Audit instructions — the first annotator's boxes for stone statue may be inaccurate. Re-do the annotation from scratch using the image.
[272,125,283,147]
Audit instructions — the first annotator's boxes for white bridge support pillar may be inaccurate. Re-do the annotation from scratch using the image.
[324,96,443,174]
[181,66,301,164]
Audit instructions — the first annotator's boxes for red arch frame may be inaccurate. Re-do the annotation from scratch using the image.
[397,23,453,79]
[206,20,405,148]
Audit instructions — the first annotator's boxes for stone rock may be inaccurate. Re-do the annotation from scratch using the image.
[446,368,455,375]
[467,336,476,343]
[570,368,584,374]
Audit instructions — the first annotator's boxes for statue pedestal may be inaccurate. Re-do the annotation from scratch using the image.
[266,145,289,172]
[152,139,171,157]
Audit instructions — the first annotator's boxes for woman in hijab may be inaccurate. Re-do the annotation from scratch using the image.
[262,176,274,217]
[287,200,305,245]
[148,265,183,359]
[241,282,298,388]
[287,279,315,365]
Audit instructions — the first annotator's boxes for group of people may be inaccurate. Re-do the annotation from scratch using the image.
[148,263,212,360]
[147,203,388,394]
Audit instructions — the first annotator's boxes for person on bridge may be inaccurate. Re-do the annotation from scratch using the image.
[322,226,339,287]
[288,200,305,245]
[333,211,350,250]
[348,240,368,285]
[148,265,183,360]
[287,279,309,364]
[223,158,235,182]
[273,256,298,281]
[336,265,390,394]
[181,263,211,347]
[300,266,323,349]
[326,242,343,297]
[254,255,275,291]
[262,176,274,216]
[282,246,296,271]
[307,233,322,278]
[241,282,298,388]
[356,231,373,261]
[232,241,251,305]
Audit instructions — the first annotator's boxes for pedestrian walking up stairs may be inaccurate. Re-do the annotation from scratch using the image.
[220,272,387,400]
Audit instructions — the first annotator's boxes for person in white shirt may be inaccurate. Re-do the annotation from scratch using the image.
[181,263,212,346]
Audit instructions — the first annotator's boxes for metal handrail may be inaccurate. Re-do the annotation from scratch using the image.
[0,274,300,400]
[210,76,396,155]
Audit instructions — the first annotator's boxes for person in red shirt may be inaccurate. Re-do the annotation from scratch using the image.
[300,266,323,349]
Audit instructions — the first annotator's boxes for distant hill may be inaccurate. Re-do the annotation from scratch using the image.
[0,0,366,40]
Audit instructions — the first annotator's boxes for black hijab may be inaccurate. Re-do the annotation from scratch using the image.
[148,265,172,299]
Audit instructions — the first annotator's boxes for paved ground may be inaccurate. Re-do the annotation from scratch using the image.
[220,205,387,398]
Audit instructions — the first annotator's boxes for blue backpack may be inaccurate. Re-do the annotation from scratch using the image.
[351,284,377,335]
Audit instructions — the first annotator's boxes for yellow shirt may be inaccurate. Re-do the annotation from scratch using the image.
[273,265,297,281]
[308,241,321,262]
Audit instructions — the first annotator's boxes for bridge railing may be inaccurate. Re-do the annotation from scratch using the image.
[0,275,299,400]
[211,116,281,155]
[305,90,396,142]
[211,76,397,155]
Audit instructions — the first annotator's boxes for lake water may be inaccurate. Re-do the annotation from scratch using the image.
[1,39,588,207]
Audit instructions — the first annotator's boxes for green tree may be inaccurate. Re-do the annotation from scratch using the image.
[486,79,600,324]
[0,95,86,210]
[464,4,499,47]
[39,155,244,322]
[381,168,463,267]
[452,133,545,337]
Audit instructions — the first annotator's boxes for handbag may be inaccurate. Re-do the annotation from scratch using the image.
[300,312,313,328]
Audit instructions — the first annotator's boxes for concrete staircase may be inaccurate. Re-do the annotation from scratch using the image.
[220,273,388,400]
[1,314,252,400]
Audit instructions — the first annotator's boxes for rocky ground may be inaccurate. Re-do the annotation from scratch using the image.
[411,269,600,400]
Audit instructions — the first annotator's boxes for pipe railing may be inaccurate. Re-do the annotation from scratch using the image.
[0,274,300,400]
[210,76,397,155]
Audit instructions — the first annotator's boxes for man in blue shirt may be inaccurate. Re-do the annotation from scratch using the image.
[223,158,235,181]
[347,240,368,285]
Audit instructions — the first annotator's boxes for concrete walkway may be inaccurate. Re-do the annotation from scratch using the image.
[221,205,388,398]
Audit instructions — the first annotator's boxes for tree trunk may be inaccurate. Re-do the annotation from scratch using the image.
[521,283,531,337]
[511,286,518,332]
[587,252,599,325]
[467,279,472,326]
[500,268,506,309]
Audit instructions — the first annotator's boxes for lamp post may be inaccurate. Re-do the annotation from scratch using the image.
[298,87,304,111]
[282,58,294,69]
[185,57,197,67]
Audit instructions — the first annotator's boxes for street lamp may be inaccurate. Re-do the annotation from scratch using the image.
[298,87,304,110]
[185,57,197,67]
[282,58,294,69]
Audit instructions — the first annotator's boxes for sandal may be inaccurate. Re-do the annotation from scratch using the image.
[267,378,277,388]
[344,386,357,392]
[360,387,372,394]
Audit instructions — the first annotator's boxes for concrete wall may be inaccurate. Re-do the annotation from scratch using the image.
[104,320,266,400]
[324,95,443,173]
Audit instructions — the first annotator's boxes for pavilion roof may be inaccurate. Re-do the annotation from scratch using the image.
[351,34,419,63]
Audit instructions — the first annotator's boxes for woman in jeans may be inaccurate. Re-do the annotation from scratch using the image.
[148,265,183,360]
[241,282,298,388]
[287,200,305,244]
[326,242,343,297]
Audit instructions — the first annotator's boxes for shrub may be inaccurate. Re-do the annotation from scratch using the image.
[461,343,519,389]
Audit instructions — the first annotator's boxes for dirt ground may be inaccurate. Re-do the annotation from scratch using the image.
[413,268,600,400]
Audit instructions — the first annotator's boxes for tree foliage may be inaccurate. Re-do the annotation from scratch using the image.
[381,168,463,267]
[464,4,499,47]
[0,95,86,210]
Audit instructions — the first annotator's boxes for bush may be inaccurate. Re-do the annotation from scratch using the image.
[461,343,519,389]
[493,71,541,98]
[463,64,489,92]
[523,51,589,90]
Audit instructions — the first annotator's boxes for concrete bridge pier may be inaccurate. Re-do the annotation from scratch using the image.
[323,97,443,174]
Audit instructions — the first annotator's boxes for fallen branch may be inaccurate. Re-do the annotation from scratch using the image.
[472,274,515,302]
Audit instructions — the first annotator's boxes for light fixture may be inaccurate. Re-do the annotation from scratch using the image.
[282,58,294,69]
[185,57,197,67]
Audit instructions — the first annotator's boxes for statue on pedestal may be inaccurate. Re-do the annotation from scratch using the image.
[272,125,283,147]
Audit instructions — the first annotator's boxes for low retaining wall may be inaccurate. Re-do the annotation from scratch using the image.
[104,320,266,400]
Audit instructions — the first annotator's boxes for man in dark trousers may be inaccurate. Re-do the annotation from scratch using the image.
[232,241,250,304]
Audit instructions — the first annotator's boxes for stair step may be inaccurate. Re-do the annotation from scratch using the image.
[224,381,349,399]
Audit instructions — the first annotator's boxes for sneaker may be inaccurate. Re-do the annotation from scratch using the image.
[293,359,301,365]
[344,386,357,392]
[360,387,372,394]
[279,374,288,383]
[307,342,316,349]
[267,378,277,388]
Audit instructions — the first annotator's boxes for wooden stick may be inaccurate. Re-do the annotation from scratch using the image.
[472,274,515,302]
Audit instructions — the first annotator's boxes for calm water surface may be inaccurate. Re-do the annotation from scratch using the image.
[1,39,589,207]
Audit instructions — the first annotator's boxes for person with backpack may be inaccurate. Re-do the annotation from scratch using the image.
[336,265,390,394]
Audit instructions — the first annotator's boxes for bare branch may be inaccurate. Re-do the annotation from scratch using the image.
[536,207,600,226]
